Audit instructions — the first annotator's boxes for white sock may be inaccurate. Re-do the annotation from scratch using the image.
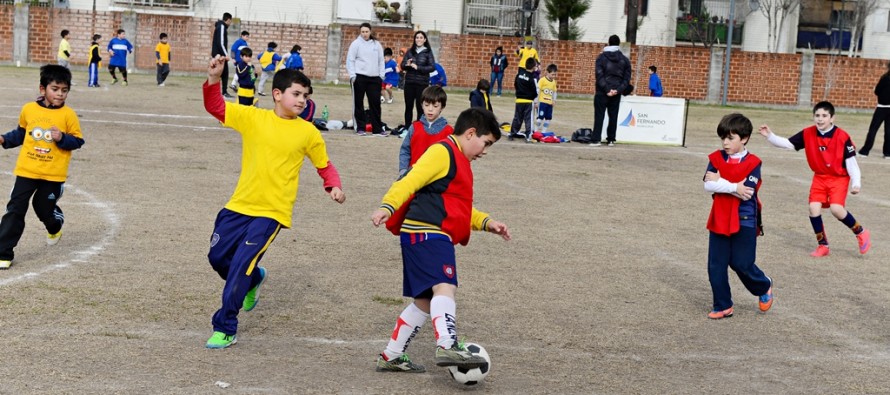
[382,303,429,360]
[431,295,457,349]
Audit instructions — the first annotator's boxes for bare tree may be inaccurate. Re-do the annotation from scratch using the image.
[757,0,801,53]
[847,0,880,57]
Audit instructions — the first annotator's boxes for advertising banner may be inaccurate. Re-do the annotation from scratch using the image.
[601,96,688,146]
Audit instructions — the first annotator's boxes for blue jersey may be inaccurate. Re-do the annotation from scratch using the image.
[383,59,399,86]
[230,38,248,62]
[285,52,304,70]
[429,63,447,87]
[107,37,133,67]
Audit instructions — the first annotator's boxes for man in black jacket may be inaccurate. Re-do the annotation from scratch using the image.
[592,34,631,146]
[212,13,233,98]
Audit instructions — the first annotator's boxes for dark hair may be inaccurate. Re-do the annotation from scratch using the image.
[421,85,447,107]
[291,44,301,53]
[40,64,72,88]
[272,68,311,94]
[267,42,277,49]
[546,64,557,73]
[717,113,753,141]
[384,47,393,56]
[495,46,503,52]
[240,47,253,58]
[454,108,500,140]
[359,22,376,40]
[476,78,490,92]
[117,29,125,35]
[525,40,533,45]
[92,34,101,41]
[241,30,250,36]
[411,30,431,51]
[223,12,233,21]
[608,34,620,46]
[61,30,69,38]
[649,65,657,73]
[813,101,835,116]
[159,32,168,40]
[524,58,536,70]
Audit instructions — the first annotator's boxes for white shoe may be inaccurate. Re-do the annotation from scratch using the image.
[47,230,62,246]
[158,83,165,87]
[387,98,393,104]
[0,260,11,269]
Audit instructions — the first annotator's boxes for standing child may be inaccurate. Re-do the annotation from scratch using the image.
[489,47,508,97]
[703,113,773,319]
[256,42,281,97]
[234,47,258,106]
[509,58,537,142]
[0,65,86,269]
[371,107,511,373]
[469,79,492,113]
[88,34,102,88]
[107,29,133,86]
[397,86,452,177]
[57,30,72,70]
[156,33,171,87]
[536,64,558,133]
[229,30,250,90]
[284,44,304,71]
[648,65,663,97]
[759,101,871,257]
[515,40,539,76]
[382,48,399,104]
[201,56,345,348]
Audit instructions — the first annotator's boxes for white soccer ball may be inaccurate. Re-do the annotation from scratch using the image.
[447,343,491,386]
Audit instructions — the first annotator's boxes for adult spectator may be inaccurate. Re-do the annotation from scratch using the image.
[346,22,386,135]
[591,34,631,146]
[858,61,890,158]
[212,12,233,98]
[401,30,435,126]
[489,46,508,96]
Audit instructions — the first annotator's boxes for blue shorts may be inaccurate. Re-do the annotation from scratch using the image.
[537,103,553,120]
[400,232,457,298]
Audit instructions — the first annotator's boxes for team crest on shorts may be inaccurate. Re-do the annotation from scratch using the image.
[443,264,455,279]
[210,233,220,247]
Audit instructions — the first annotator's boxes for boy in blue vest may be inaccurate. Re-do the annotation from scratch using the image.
[382,47,399,104]
[703,113,773,319]
[234,47,257,106]
[229,30,249,89]
[371,107,511,372]
[107,29,133,86]
[256,42,281,97]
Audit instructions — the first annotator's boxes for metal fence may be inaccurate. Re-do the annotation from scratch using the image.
[465,0,537,36]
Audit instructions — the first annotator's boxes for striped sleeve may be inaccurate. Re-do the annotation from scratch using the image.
[471,208,491,231]
[380,143,450,213]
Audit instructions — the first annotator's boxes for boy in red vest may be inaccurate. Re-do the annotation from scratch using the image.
[703,113,774,319]
[398,86,453,177]
[371,108,511,372]
[759,101,871,257]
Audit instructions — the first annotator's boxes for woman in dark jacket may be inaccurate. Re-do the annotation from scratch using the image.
[401,30,435,126]
[859,61,890,158]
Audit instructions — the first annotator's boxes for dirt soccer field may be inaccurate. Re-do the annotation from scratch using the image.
[0,65,888,394]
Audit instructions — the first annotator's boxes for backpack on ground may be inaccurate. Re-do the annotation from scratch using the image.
[571,128,593,143]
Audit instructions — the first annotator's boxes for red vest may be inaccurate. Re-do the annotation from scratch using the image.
[386,136,474,245]
[409,120,454,166]
[706,150,762,236]
[802,125,850,177]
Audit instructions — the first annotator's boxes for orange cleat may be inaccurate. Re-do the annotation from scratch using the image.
[759,286,774,312]
[810,245,830,257]
[708,307,733,319]
[856,229,871,255]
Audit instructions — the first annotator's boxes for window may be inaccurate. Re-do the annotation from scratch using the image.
[625,0,648,16]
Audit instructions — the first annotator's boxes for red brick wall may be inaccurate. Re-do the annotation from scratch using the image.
[0,5,14,62]
[725,51,801,105]
[811,56,887,109]
[238,21,329,81]
[626,46,711,100]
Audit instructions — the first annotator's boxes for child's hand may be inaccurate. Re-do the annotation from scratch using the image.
[0,135,5,145]
[370,209,391,227]
[736,183,754,201]
[851,185,861,194]
[207,55,228,83]
[487,220,511,241]
[758,125,772,137]
[704,171,720,182]
[329,187,346,203]
[49,126,62,142]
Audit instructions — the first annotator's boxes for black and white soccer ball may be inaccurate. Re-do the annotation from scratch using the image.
[447,343,491,386]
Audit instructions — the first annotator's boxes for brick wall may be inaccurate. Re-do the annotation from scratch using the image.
[811,56,887,109]
[0,5,14,62]
[238,21,329,81]
[630,46,711,100]
[726,51,801,106]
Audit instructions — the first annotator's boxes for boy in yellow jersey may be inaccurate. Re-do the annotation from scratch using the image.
[202,55,346,348]
[371,108,511,373]
[0,65,85,269]
[155,32,171,86]
[515,40,539,75]
[536,64,558,133]
[57,30,72,69]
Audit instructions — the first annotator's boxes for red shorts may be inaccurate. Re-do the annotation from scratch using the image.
[809,174,849,208]
[381,82,393,90]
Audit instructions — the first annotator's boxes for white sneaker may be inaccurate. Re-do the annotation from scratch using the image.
[608,141,615,146]
[0,260,11,269]
[158,83,165,87]
[47,230,62,246]
[387,98,393,104]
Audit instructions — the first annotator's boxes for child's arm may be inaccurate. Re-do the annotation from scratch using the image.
[703,166,754,201]
[203,56,228,123]
[398,125,415,176]
[471,208,511,241]
[52,126,85,151]
[758,124,795,149]
[846,156,862,194]
[372,144,451,226]
[0,127,26,149]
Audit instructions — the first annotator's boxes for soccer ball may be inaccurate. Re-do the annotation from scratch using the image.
[447,343,491,386]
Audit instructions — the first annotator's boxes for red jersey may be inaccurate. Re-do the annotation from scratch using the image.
[706,150,763,236]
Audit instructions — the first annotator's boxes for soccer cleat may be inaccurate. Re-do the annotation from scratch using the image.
[205,331,237,349]
[810,245,830,257]
[708,307,733,319]
[387,98,394,104]
[759,282,774,312]
[257,92,267,96]
[608,141,615,146]
[589,141,602,146]
[375,353,426,373]
[435,342,487,368]
[46,230,62,246]
[111,79,119,85]
[0,260,11,269]
[856,229,871,255]
[122,81,128,86]
[158,83,165,87]
[243,267,267,312]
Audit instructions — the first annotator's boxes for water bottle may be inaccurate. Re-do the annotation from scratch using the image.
[321,105,329,122]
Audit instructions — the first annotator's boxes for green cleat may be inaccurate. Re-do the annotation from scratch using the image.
[47,230,62,246]
[205,331,237,349]
[376,353,426,373]
[243,267,266,312]
[435,341,487,368]
[0,260,11,269]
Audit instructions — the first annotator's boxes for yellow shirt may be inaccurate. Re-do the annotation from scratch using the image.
[155,42,171,64]
[15,102,82,182]
[538,77,557,105]
[516,47,539,70]
[57,39,71,60]
[222,102,331,228]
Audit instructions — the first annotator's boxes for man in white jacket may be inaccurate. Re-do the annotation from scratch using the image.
[346,22,386,135]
